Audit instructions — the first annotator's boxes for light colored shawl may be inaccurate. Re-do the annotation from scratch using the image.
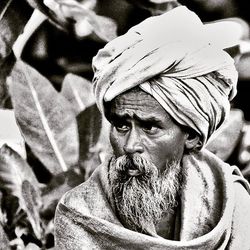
[92,6,238,148]
[54,149,250,249]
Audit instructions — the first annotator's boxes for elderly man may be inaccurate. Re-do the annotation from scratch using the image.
[55,6,250,249]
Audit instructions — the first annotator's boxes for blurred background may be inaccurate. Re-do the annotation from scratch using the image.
[1,0,250,248]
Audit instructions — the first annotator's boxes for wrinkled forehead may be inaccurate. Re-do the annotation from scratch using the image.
[106,87,170,120]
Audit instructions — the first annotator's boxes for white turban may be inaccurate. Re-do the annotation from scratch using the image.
[92,6,238,148]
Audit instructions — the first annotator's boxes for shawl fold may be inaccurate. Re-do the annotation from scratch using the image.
[55,149,250,249]
[92,6,238,147]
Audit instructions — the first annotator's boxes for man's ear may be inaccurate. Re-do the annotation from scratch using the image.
[184,132,200,151]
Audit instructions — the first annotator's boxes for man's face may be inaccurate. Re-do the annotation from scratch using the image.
[109,88,187,173]
[107,88,188,233]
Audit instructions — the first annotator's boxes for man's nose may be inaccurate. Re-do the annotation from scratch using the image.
[123,129,144,154]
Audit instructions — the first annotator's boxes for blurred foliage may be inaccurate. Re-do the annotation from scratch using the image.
[0,1,106,248]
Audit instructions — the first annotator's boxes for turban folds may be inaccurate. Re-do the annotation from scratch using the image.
[92,6,238,148]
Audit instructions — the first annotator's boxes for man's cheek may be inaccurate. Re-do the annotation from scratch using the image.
[110,129,124,157]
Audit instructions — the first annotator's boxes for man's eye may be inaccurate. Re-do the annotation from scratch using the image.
[142,124,159,134]
[115,124,130,132]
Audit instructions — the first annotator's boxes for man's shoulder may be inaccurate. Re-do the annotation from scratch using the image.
[199,149,249,183]
[57,160,114,218]
[64,163,103,201]
[202,149,250,224]
[227,180,250,248]
[58,165,102,215]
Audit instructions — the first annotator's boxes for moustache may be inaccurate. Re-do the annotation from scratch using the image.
[114,153,158,177]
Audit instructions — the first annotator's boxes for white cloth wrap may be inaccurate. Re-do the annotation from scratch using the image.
[92,6,238,147]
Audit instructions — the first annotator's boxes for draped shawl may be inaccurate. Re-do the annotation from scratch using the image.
[92,6,238,147]
[54,149,250,249]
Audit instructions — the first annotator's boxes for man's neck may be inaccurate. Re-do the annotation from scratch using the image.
[155,211,177,239]
[155,199,181,240]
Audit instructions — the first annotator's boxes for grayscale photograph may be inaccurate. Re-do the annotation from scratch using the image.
[0,0,250,249]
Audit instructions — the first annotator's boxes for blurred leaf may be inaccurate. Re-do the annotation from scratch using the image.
[0,192,7,226]
[128,0,180,15]
[0,144,42,239]
[9,238,25,249]
[60,0,117,42]
[238,53,250,80]
[97,116,111,161]
[8,60,79,174]
[77,104,102,160]
[241,162,250,182]
[22,180,43,240]
[77,104,103,178]
[43,0,117,42]
[0,109,26,159]
[40,167,85,219]
[0,52,15,109]
[206,109,244,160]
[0,221,10,250]
[61,73,95,115]
[237,122,250,181]
[0,144,39,196]
[25,242,40,250]
[80,150,102,180]
[0,0,32,60]
[13,9,47,59]
[15,225,28,239]
[0,0,31,108]
[25,0,70,31]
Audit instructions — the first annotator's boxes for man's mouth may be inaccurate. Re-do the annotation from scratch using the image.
[127,169,142,176]
[115,155,147,177]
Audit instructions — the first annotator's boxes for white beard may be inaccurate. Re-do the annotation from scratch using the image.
[108,153,183,233]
